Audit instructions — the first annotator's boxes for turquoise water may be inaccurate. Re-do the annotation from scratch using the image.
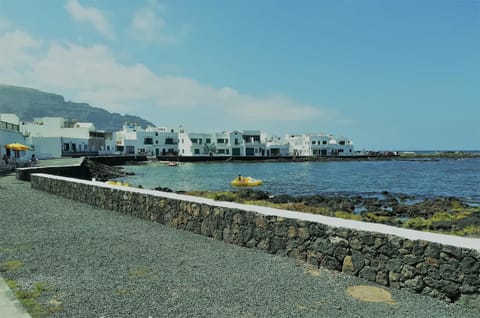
[120,158,480,203]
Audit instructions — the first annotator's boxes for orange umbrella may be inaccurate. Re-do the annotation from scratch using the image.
[4,143,30,151]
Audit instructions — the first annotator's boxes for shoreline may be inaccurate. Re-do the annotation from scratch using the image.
[181,189,480,238]
[10,156,480,240]
[155,151,480,163]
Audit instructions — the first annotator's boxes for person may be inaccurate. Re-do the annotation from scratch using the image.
[238,174,243,182]
[2,154,8,166]
[31,154,37,162]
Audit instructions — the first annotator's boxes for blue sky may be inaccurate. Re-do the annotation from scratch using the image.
[0,0,479,150]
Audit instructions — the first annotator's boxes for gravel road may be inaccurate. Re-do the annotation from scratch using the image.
[0,174,477,317]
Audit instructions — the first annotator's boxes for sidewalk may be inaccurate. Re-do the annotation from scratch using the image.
[0,274,31,318]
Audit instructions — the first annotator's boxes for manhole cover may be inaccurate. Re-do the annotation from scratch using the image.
[347,285,395,303]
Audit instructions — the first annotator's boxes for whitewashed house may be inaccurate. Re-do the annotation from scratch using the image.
[326,136,354,156]
[240,130,267,157]
[215,131,232,156]
[287,133,354,157]
[287,134,311,156]
[178,130,231,157]
[21,117,110,158]
[263,134,290,157]
[113,124,178,156]
[178,129,268,158]
[178,132,214,156]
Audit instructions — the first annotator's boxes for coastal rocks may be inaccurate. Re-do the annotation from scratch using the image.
[154,186,173,192]
[228,189,480,236]
[237,189,270,201]
[30,174,480,307]
[81,158,129,181]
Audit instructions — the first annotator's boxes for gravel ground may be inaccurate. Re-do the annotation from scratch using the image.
[0,174,478,318]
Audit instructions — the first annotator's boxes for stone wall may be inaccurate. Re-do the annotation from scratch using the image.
[30,174,480,307]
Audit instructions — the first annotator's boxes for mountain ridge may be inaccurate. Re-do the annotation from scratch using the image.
[0,84,155,131]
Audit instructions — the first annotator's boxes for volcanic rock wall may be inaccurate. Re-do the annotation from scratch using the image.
[30,173,480,307]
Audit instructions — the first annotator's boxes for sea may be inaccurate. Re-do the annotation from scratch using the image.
[119,156,480,205]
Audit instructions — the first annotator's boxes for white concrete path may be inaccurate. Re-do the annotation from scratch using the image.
[0,274,31,318]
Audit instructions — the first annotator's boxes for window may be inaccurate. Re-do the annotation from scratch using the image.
[235,138,239,145]
[155,132,158,136]
[312,141,316,145]
[194,149,200,154]
[191,138,198,143]
[217,149,225,154]
[226,149,229,154]
[155,140,158,144]
[322,140,327,145]
[339,140,345,145]
[144,137,153,145]
[126,145,135,154]
[165,138,174,144]
[217,138,224,144]
[206,138,211,144]
[199,138,202,145]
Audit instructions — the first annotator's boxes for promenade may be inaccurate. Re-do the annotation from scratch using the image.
[0,174,478,317]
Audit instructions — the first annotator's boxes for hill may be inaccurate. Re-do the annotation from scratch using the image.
[0,84,155,131]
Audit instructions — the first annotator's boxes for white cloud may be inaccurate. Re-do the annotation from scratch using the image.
[0,28,334,130]
[65,0,115,40]
[0,16,13,31]
[130,6,167,43]
[128,1,186,45]
[0,30,42,79]
[225,94,325,122]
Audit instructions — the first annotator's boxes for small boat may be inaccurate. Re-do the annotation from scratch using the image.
[166,161,178,167]
[231,176,263,186]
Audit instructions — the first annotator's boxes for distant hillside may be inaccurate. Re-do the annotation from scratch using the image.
[0,84,155,131]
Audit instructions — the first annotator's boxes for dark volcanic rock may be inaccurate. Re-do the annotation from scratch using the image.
[154,186,173,192]
[237,189,271,201]
[81,158,128,181]
[269,194,300,204]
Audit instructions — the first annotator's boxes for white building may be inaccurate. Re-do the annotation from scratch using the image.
[287,134,354,157]
[263,134,290,157]
[21,117,111,159]
[113,124,178,157]
[178,131,217,156]
[178,129,268,158]
[240,130,266,157]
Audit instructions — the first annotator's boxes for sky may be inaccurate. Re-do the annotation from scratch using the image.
[0,0,479,150]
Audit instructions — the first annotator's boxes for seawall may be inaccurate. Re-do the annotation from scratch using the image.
[16,155,145,181]
[30,173,480,307]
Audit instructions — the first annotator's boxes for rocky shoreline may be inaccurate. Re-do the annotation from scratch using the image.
[21,157,479,238]
[180,189,480,238]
